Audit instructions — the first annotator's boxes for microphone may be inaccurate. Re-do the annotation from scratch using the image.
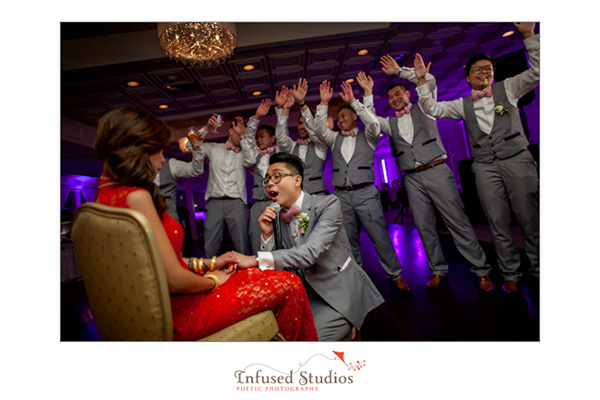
[269,202,283,249]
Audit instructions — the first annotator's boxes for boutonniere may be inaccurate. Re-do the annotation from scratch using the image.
[494,103,508,116]
[297,213,310,235]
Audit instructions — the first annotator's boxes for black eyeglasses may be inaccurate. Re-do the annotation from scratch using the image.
[470,65,494,74]
[262,173,296,187]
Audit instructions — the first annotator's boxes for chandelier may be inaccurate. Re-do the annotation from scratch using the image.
[157,22,237,67]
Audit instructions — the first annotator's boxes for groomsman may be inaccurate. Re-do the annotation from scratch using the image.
[415,22,540,293]
[240,99,279,254]
[311,80,410,291]
[195,114,253,257]
[274,80,329,195]
[356,64,493,291]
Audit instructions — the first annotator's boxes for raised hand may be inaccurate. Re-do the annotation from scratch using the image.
[231,116,245,137]
[380,54,401,76]
[292,78,308,104]
[414,53,431,81]
[513,22,536,39]
[204,113,218,132]
[339,80,356,104]
[283,89,295,110]
[319,80,333,105]
[275,86,289,108]
[255,98,272,119]
[356,71,374,96]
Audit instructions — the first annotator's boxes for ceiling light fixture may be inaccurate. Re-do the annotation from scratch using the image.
[157,22,237,67]
[127,81,139,87]
[502,30,515,37]
[252,91,262,96]
[243,64,255,71]
[158,104,169,109]
[358,49,369,56]
[345,78,355,83]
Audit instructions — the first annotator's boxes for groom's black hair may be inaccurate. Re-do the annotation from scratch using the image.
[269,152,304,188]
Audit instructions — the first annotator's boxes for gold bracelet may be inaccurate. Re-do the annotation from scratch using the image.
[192,257,199,274]
[198,258,204,274]
[210,256,217,271]
[205,274,220,292]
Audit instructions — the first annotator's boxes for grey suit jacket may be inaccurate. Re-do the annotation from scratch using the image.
[271,193,384,329]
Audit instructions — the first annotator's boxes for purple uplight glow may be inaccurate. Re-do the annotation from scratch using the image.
[194,211,206,221]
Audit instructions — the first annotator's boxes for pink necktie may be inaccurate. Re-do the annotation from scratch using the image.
[340,130,355,137]
[226,143,241,153]
[471,88,492,100]
[395,106,410,118]
[259,147,274,156]
[281,205,301,223]
[297,139,309,146]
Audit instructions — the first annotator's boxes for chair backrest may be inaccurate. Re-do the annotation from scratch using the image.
[71,202,173,341]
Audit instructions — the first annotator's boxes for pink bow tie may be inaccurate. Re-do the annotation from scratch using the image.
[341,130,355,137]
[297,139,309,146]
[281,205,301,223]
[259,147,274,156]
[226,143,241,153]
[472,88,492,100]
[395,106,410,118]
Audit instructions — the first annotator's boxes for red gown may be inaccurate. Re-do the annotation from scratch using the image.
[96,178,317,341]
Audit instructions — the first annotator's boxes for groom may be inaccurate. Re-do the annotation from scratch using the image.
[232,152,384,341]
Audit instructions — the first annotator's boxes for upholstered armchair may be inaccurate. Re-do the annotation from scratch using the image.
[71,202,284,341]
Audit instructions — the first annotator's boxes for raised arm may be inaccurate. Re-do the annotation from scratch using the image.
[341,80,381,147]
[356,71,393,134]
[504,22,539,101]
[312,80,336,148]
[274,87,295,153]
[415,53,465,120]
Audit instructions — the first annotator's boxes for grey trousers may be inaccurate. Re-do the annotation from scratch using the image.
[404,163,490,276]
[249,199,270,254]
[306,284,352,341]
[204,198,250,258]
[472,150,539,281]
[333,184,403,281]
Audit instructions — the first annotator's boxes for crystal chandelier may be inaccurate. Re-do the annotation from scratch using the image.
[157,22,237,67]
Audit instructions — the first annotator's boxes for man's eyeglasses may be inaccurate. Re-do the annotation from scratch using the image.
[470,65,494,74]
[262,173,296,187]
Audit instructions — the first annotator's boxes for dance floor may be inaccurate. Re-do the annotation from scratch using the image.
[60,211,539,341]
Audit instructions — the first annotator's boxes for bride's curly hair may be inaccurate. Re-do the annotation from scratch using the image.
[94,107,172,216]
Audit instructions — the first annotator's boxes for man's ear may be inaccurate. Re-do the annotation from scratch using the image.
[295,175,303,188]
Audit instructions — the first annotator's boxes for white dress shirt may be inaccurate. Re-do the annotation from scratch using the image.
[198,131,254,204]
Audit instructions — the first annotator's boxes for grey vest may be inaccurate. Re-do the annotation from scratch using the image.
[293,141,327,194]
[388,106,446,171]
[252,149,277,200]
[158,159,178,221]
[463,81,530,163]
[331,130,374,187]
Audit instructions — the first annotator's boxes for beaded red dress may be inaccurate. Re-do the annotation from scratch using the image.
[96,177,317,341]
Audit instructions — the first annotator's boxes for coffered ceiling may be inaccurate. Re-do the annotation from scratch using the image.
[61,21,537,176]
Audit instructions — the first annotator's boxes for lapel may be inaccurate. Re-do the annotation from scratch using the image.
[298,193,314,246]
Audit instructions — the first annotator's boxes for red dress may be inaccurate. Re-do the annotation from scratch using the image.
[96,178,317,341]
